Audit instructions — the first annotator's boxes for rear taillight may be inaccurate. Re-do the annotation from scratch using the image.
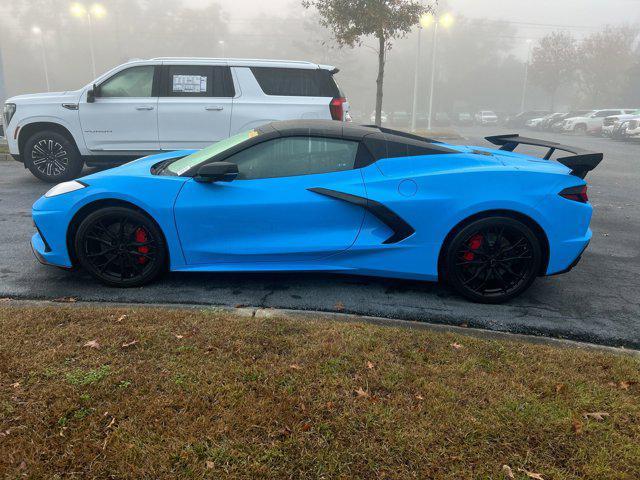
[330,97,346,121]
[560,185,589,203]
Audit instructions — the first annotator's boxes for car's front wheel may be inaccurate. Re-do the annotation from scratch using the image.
[444,217,542,303]
[75,206,167,287]
[23,130,84,183]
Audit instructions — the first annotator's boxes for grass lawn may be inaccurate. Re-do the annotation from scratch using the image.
[1,304,639,479]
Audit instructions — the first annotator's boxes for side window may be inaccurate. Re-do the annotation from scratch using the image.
[250,67,340,97]
[99,66,155,98]
[227,136,358,180]
[166,65,234,98]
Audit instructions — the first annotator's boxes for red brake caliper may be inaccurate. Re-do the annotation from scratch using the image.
[134,227,149,265]
[463,234,484,262]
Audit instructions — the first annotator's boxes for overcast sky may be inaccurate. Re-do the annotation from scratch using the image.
[185,0,640,31]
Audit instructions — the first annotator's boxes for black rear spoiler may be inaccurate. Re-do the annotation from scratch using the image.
[485,134,603,179]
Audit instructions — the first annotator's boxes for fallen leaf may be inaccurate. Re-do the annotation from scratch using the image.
[334,301,345,311]
[53,296,77,303]
[116,314,127,322]
[289,364,303,370]
[415,394,424,400]
[301,422,311,432]
[174,334,184,339]
[618,380,636,390]
[121,340,138,348]
[366,361,375,369]
[355,387,369,398]
[572,419,583,435]
[502,465,515,479]
[206,461,214,469]
[517,468,544,480]
[584,412,609,421]
[84,339,100,349]
[555,383,565,393]
[18,461,27,470]
[10,382,20,388]
[451,342,463,350]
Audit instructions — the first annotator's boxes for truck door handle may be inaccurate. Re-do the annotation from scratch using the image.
[135,105,154,110]
[205,106,224,111]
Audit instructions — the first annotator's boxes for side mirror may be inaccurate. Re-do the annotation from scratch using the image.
[195,162,239,183]
[86,84,97,103]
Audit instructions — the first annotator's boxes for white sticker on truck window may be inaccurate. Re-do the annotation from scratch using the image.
[172,75,207,93]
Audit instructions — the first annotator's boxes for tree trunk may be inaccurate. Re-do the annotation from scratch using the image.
[375,34,386,126]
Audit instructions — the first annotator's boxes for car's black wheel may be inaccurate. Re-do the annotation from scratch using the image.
[444,217,542,304]
[24,130,83,183]
[75,207,166,287]
[573,124,587,135]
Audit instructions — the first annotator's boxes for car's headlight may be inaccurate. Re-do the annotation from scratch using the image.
[44,180,87,198]
[3,103,16,127]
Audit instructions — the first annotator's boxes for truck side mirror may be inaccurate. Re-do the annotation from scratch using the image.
[87,84,98,103]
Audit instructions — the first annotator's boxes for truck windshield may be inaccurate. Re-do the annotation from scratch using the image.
[164,129,260,176]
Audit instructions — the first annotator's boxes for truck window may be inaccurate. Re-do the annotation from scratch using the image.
[165,65,234,98]
[250,67,340,97]
[99,66,155,98]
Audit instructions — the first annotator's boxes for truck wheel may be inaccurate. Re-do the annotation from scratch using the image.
[573,124,587,135]
[23,130,84,183]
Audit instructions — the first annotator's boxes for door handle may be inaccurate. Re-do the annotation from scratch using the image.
[205,106,224,111]
[136,105,154,110]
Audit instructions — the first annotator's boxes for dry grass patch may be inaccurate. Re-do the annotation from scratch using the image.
[0,304,639,479]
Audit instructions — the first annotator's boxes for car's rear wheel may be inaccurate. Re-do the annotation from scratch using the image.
[444,217,542,303]
[24,130,84,183]
[75,207,166,287]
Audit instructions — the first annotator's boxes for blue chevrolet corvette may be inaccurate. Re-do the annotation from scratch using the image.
[31,120,602,303]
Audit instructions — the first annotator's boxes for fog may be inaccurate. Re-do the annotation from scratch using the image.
[1,0,639,118]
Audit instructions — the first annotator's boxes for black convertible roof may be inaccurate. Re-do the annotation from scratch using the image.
[258,120,457,159]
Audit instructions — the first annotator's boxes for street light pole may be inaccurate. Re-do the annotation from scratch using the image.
[410,26,423,132]
[520,39,533,112]
[426,21,438,131]
[71,3,105,79]
[32,27,50,92]
[86,11,97,79]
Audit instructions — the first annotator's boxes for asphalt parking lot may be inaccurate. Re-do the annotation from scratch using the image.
[1,126,638,348]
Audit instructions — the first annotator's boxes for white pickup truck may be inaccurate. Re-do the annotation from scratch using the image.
[3,57,349,182]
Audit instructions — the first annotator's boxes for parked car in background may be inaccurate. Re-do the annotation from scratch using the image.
[455,112,474,126]
[475,111,498,126]
[625,118,640,140]
[561,109,636,135]
[524,116,546,129]
[3,57,350,182]
[504,111,551,128]
[536,113,565,131]
[370,111,388,124]
[602,110,640,137]
[434,112,452,127]
[549,111,592,132]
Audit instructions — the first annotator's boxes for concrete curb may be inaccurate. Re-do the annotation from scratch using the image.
[3,298,638,356]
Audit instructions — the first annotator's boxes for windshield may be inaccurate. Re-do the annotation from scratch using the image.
[165,129,260,175]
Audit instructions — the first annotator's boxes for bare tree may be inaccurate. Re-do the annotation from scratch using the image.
[529,32,577,110]
[576,26,639,106]
[302,0,433,125]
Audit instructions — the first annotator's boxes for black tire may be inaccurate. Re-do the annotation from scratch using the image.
[23,130,83,183]
[444,217,542,304]
[573,124,587,135]
[74,207,166,287]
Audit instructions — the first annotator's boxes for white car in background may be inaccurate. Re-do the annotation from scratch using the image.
[524,116,546,129]
[3,57,350,182]
[623,117,640,140]
[561,109,636,135]
[475,111,498,125]
[602,110,640,137]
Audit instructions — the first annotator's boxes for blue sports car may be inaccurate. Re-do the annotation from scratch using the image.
[31,120,602,303]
